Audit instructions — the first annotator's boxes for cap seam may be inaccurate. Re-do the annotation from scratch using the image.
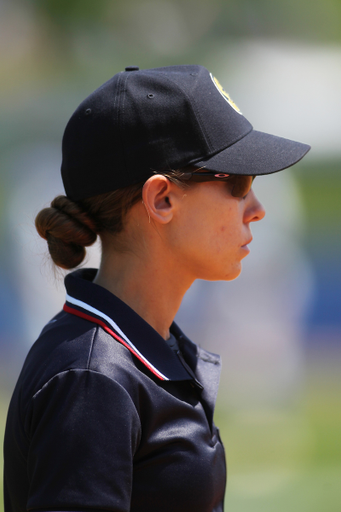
[117,72,131,184]
[190,125,254,165]
[157,71,213,153]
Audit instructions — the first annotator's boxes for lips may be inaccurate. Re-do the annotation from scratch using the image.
[242,237,253,247]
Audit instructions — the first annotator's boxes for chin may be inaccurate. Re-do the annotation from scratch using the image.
[224,268,242,281]
[204,262,242,282]
[226,259,244,281]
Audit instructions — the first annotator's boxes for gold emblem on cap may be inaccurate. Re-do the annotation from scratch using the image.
[210,73,242,115]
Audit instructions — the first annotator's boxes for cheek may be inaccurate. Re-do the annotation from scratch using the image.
[210,214,241,251]
[171,192,243,259]
[170,200,245,281]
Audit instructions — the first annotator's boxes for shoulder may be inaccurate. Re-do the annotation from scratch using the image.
[27,368,142,440]
[16,309,142,414]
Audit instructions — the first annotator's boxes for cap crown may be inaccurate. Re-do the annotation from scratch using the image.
[61,65,252,200]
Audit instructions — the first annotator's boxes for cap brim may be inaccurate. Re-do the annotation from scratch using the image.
[193,130,311,176]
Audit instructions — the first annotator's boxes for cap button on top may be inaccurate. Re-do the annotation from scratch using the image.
[125,66,139,71]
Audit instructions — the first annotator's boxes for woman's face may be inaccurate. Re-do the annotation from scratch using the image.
[168,179,265,282]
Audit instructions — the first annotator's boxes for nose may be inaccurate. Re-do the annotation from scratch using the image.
[244,189,266,223]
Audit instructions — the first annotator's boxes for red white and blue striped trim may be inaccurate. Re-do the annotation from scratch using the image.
[64,294,169,381]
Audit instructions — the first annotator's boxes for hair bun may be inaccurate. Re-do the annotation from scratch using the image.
[35,195,97,269]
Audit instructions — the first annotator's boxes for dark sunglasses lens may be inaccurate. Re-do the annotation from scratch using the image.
[229,175,254,197]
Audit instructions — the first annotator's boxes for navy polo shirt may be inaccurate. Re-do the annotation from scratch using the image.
[4,269,226,512]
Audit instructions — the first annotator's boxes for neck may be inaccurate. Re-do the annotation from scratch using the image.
[93,245,194,340]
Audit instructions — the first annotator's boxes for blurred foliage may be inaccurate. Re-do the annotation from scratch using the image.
[32,0,112,25]
[295,162,341,266]
[216,0,341,41]
[28,0,341,43]
[2,0,341,96]
[296,162,341,227]
[214,352,341,511]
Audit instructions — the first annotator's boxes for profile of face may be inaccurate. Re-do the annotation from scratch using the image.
[133,175,266,284]
[169,179,265,281]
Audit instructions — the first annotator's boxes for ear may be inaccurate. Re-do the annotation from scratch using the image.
[142,175,175,225]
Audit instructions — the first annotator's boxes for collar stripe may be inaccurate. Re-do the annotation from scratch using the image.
[66,293,129,341]
[63,296,169,381]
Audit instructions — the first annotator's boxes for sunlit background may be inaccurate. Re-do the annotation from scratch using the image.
[1,0,341,510]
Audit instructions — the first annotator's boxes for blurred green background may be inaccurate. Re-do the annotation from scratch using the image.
[1,0,341,511]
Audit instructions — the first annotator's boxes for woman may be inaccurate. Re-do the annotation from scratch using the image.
[4,65,310,512]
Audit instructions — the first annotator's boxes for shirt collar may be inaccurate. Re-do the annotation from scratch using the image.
[63,268,194,383]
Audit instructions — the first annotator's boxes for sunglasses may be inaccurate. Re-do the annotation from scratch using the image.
[180,171,256,198]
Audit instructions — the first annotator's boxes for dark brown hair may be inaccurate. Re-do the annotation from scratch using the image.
[35,170,190,270]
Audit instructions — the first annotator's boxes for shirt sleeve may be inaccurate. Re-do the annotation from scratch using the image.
[25,369,141,511]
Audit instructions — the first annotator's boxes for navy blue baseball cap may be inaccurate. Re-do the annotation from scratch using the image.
[61,65,310,201]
